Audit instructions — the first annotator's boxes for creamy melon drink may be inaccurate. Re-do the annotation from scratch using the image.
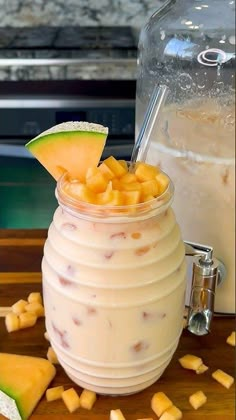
[26,121,186,395]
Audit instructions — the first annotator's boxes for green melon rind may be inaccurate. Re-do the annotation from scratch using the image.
[25,130,106,150]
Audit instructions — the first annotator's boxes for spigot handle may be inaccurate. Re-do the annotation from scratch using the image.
[184,240,226,336]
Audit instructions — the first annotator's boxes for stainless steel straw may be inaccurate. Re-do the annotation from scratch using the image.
[130,84,169,166]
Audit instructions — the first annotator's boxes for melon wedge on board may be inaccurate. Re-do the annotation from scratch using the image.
[0,353,56,420]
[25,121,108,181]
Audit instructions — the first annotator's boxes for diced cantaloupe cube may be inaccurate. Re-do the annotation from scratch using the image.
[65,182,96,204]
[151,392,173,417]
[178,354,203,370]
[141,179,159,197]
[226,331,235,347]
[44,331,50,341]
[79,389,97,410]
[156,172,170,194]
[135,162,160,182]
[120,172,137,184]
[98,161,116,180]
[25,302,45,317]
[110,408,127,420]
[136,418,154,420]
[62,388,80,413]
[118,160,128,171]
[5,312,20,332]
[122,190,141,205]
[46,385,64,402]
[103,156,127,178]
[212,369,234,389]
[189,390,207,410]
[196,364,209,374]
[27,292,43,304]
[159,405,183,420]
[11,299,28,315]
[19,312,37,329]
[142,194,156,202]
[121,182,142,192]
[86,168,108,193]
[112,178,122,190]
[47,346,59,365]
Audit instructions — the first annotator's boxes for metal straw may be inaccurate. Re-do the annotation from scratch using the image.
[130,84,169,166]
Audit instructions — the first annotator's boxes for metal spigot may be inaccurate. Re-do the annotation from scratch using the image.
[184,241,226,336]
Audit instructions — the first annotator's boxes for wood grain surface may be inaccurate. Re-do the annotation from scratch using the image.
[0,230,235,420]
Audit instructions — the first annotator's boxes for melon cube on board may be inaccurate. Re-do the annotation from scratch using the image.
[27,292,43,304]
[196,364,209,374]
[5,312,20,332]
[47,346,59,364]
[19,312,37,329]
[226,331,235,347]
[151,392,173,417]
[80,389,97,410]
[159,405,183,420]
[25,302,45,317]
[11,299,28,315]
[62,388,80,413]
[110,408,127,420]
[212,369,234,389]
[44,331,50,341]
[46,386,64,402]
[0,353,56,420]
[189,390,207,410]
[178,354,203,370]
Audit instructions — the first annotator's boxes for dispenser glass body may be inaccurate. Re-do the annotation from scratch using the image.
[136,0,235,313]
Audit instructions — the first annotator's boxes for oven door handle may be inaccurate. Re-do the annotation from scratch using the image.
[0,144,33,158]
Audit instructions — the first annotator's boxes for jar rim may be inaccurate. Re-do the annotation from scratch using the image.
[56,171,174,220]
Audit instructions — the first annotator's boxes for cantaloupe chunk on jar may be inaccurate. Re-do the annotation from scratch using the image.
[103,156,127,178]
[135,162,160,181]
[86,166,109,193]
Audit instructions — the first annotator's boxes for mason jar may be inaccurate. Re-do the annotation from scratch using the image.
[42,172,186,395]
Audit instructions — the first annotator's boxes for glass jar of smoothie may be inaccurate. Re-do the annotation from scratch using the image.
[42,172,186,395]
[136,0,235,314]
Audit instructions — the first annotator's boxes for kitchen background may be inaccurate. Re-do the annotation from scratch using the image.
[0,0,164,229]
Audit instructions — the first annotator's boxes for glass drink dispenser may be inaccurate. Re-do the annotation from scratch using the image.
[136,0,235,314]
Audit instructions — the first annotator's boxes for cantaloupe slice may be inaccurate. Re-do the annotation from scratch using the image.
[0,353,56,420]
[25,121,108,181]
